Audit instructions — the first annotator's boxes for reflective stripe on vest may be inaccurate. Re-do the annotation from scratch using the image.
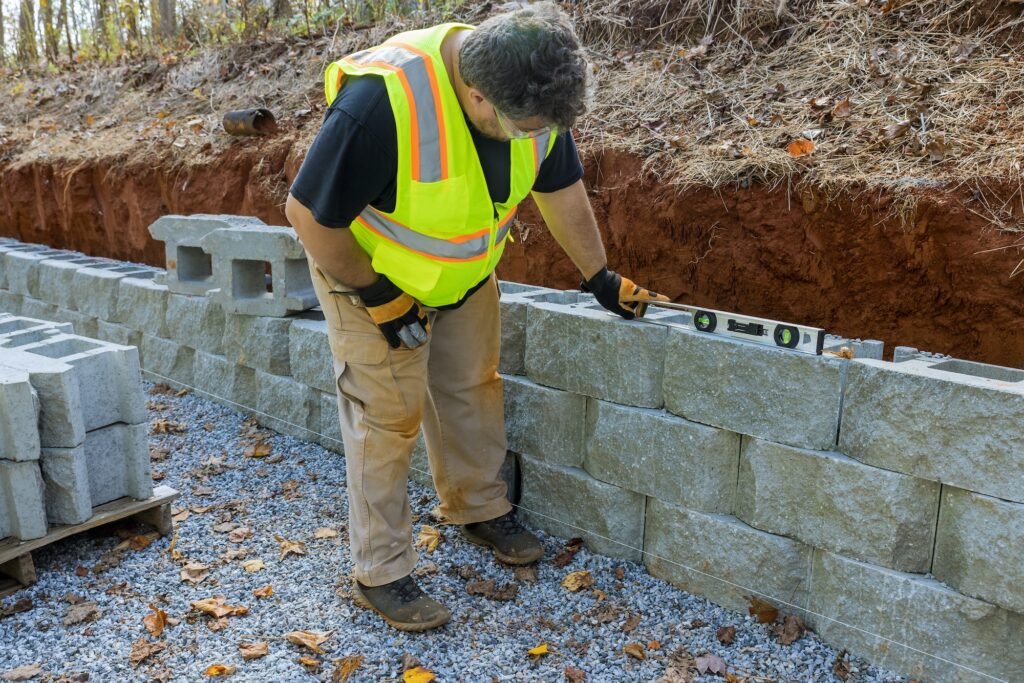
[532,130,552,174]
[355,207,516,262]
[344,44,448,183]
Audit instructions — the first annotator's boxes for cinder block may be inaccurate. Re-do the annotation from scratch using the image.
[0,290,23,315]
[20,297,59,322]
[503,375,586,468]
[0,243,48,290]
[823,336,885,361]
[806,550,1024,683]
[840,358,1024,503]
[84,422,153,505]
[525,302,667,408]
[644,499,812,615]
[165,293,225,355]
[317,389,344,453]
[519,454,644,561]
[0,460,48,540]
[736,438,939,572]
[498,286,580,376]
[3,248,70,296]
[192,351,256,411]
[149,214,261,295]
[14,333,146,431]
[0,314,72,346]
[201,225,317,317]
[221,314,292,375]
[38,444,92,524]
[934,487,1024,614]
[663,326,847,450]
[50,308,99,339]
[289,318,334,393]
[115,276,169,337]
[0,365,41,462]
[140,335,194,391]
[254,370,320,441]
[0,348,84,447]
[585,399,739,513]
[71,263,154,320]
[95,321,142,349]
[35,256,105,309]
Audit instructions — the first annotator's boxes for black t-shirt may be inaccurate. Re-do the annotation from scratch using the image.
[290,75,585,229]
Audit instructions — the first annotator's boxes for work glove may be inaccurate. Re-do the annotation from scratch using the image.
[582,266,670,320]
[357,275,430,349]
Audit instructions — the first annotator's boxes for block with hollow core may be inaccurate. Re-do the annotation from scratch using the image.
[499,286,582,376]
[0,365,41,462]
[221,314,292,375]
[94,321,143,350]
[1,247,69,296]
[201,225,317,317]
[35,256,107,309]
[149,214,267,295]
[71,263,155,320]
[0,348,84,448]
[0,459,48,540]
[84,422,153,506]
[0,314,72,348]
[19,297,59,322]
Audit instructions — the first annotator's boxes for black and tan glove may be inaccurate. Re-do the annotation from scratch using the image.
[582,266,670,320]
[357,275,430,349]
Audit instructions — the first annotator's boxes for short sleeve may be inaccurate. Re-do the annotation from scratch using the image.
[531,130,585,194]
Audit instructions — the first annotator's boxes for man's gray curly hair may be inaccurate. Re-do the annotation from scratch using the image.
[458,2,594,131]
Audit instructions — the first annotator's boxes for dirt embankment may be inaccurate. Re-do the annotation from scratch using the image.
[1,140,1022,367]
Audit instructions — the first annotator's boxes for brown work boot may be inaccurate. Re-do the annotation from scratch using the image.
[352,575,451,632]
[462,511,544,565]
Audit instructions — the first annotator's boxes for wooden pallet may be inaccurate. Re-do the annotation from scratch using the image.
[0,485,179,599]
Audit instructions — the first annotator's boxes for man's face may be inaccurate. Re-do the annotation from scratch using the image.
[464,88,550,142]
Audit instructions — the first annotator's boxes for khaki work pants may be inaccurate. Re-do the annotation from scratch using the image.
[308,257,512,587]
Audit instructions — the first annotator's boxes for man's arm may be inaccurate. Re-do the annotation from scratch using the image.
[285,193,378,290]
[530,178,606,281]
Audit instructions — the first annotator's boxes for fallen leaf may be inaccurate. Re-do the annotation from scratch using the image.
[744,116,759,127]
[0,598,32,622]
[244,442,272,458]
[242,559,265,573]
[171,509,190,523]
[561,570,594,592]
[64,602,99,626]
[151,419,185,434]
[614,566,625,581]
[624,643,646,660]
[884,120,912,140]
[298,656,320,670]
[254,585,273,598]
[220,548,249,561]
[527,643,550,662]
[927,137,947,162]
[648,640,661,650]
[466,579,519,601]
[191,597,248,618]
[204,664,235,677]
[286,630,333,654]
[403,667,436,683]
[748,596,779,624]
[274,535,306,561]
[695,653,728,675]
[1,664,43,681]
[213,522,238,534]
[415,562,439,577]
[414,526,442,553]
[833,649,851,680]
[129,638,166,667]
[564,667,586,682]
[180,562,210,585]
[622,614,641,633]
[832,97,854,119]
[786,138,815,158]
[552,538,584,567]
[773,614,806,645]
[658,648,697,683]
[144,604,168,637]
[456,564,481,580]
[239,641,268,660]
[130,533,159,551]
[401,653,422,671]
[716,625,736,645]
[333,654,364,682]
[314,527,339,540]
[228,527,253,543]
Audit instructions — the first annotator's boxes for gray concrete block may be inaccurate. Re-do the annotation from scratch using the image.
[503,375,586,468]
[0,313,71,347]
[0,365,40,462]
[165,293,225,355]
[499,287,581,376]
[0,290,23,315]
[737,438,940,572]
[38,444,92,524]
[934,487,1024,614]
[3,248,70,296]
[644,499,812,615]
[840,359,1024,503]
[222,314,292,375]
[35,256,105,309]
[0,348,84,448]
[823,336,885,361]
[317,389,344,454]
[192,351,256,411]
[115,276,169,337]
[149,214,260,295]
[518,454,644,561]
[289,319,334,393]
[585,399,739,513]
[806,551,1024,683]
[0,244,48,291]
[85,422,153,505]
[95,321,142,349]
[71,263,153,320]
[0,459,48,540]
[140,335,194,391]
[254,370,320,441]
[15,333,146,431]
[663,326,847,450]
[49,308,99,339]
[202,225,317,317]
[20,297,59,322]
[525,302,666,408]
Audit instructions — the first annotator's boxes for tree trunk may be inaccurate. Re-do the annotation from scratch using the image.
[17,0,38,65]
[39,0,59,62]
[158,0,176,39]
[0,0,6,66]
[272,0,290,20]
[61,0,74,61]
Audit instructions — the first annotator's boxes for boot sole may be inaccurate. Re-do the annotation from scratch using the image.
[461,527,544,566]
[352,584,451,632]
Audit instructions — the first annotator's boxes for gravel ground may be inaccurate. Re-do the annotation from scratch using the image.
[0,383,912,683]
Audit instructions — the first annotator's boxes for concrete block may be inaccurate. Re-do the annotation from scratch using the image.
[840,358,1024,503]
[525,302,667,408]
[503,375,586,468]
[823,335,885,361]
[50,308,99,339]
[149,214,261,295]
[644,499,812,615]
[14,333,146,431]
[222,314,292,375]
[736,438,939,572]
[289,318,334,393]
[38,444,92,524]
[585,399,739,513]
[0,348,84,448]
[0,460,48,540]
[115,276,169,337]
[0,290,23,315]
[806,551,1024,683]
[95,321,142,349]
[0,365,41,462]
[20,297,59,322]
[192,351,256,411]
[498,286,581,376]
[254,370,320,441]
[35,256,105,309]
[84,422,153,505]
[518,454,644,561]
[71,263,154,320]
[3,248,70,296]
[317,389,344,453]
[140,335,194,391]
[934,487,1024,614]
[0,243,48,290]
[165,293,225,355]
[201,225,317,317]
[0,314,71,347]
[663,326,847,450]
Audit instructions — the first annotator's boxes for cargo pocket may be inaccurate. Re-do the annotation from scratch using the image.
[330,331,410,426]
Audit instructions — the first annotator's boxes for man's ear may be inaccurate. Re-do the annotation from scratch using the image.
[467,87,488,108]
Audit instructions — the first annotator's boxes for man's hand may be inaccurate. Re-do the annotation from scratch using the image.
[583,266,670,320]
[357,275,430,349]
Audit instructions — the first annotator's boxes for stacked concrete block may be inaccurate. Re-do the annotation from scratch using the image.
[663,326,847,450]
[0,460,48,540]
[503,375,586,468]
[72,263,157,320]
[585,400,740,513]
[0,243,48,290]
[840,358,1024,502]
[19,297,60,322]
[165,293,225,355]
[95,320,142,350]
[222,314,292,375]
[149,214,261,295]
[0,365,41,462]
[498,283,581,375]
[736,438,940,572]
[525,302,667,408]
[0,290,22,315]
[0,348,84,448]
[933,487,1024,614]
[35,255,106,309]
[822,335,885,360]
[115,275,169,338]
[254,370,320,441]
[289,318,335,394]
[0,314,71,347]
[806,551,1024,683]
[82,423,152,506]
[2,247,71,296]
[518,454,645,561]
[201,223,317,317]
[140,335,194,390]
[192,351,256,410]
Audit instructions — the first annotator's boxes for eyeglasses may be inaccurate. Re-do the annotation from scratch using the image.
[493,105,554,140]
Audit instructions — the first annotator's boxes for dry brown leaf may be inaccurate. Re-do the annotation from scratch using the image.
[64,602,99,626]
[466,579,519,602]
[286,630,333,654]
[244,442,272,458]
[274,535,306,561]
[773,614,806,645]
[623,643,646,661]
[414,526,442,553]
[564,667,586,683]
[220,548,249,561]
[130,532,159,551]
[561,570,594,592]
[239,641,268,660]
[242,559,265,573]
[552,537,584,567]
[212,522,237,534]
[298,656,320,670]
[648,640,661,650]
[144,604,168,637]
[191,597,248,618]
[1,664,43,681]
[884,120,912,140]
[403,667,436,683]
[415,562,439,577]
[613,566,625,581]
[716,625,736,645]
[228,527,253,543]
[129,638,166,667]
[622,614,641,633]
[314,527,339,540]
[204,663,235,677]
[748,596,779,624]
[171,509,190,523]
[253,585,273,599]
[151,419,185,434]
[332,654,364,683]
[180,562,210,585]
[927,137,947,162]
[832,97,854,119]
[833,649,851,680]
[695,653,728,675]
[786,138,815,158]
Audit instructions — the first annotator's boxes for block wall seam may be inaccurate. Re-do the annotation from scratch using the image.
[928,484,945,573]
[834,360,851,449]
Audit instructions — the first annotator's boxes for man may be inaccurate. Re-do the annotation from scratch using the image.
[285,2,667,632]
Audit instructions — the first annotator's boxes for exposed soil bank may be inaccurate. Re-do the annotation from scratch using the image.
[2,145,1022,367]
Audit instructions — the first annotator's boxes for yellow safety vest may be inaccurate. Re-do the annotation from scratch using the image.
[324,23,557,307]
